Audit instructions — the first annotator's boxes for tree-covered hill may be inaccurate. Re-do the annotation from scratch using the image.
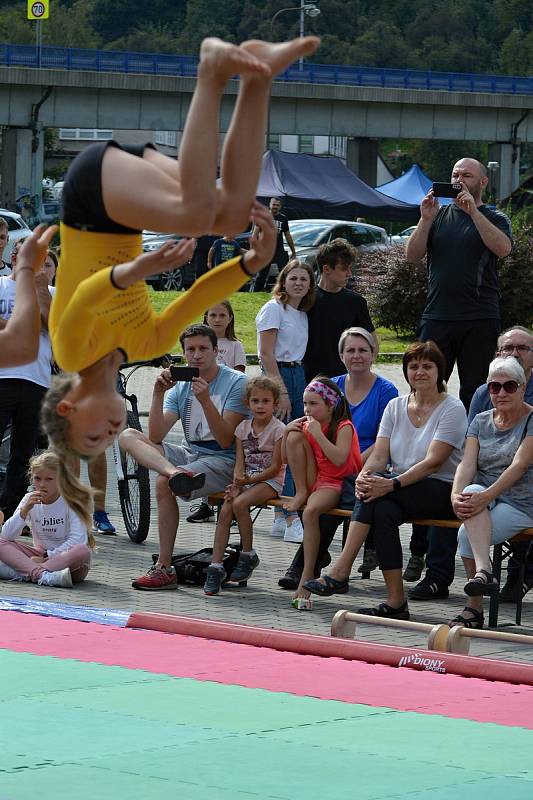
[0,0,531,75]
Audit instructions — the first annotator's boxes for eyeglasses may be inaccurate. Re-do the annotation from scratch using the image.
[499,345,533,355]
[487,380,521,395]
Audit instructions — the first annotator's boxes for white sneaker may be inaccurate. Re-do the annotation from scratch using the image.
[284,517,304,543]
[0,560,20,581]
[37,568,73,588]
[270,516,286,538]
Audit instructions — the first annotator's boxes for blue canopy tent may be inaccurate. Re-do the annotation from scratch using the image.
[377,164,452,206]
[256,150,419,222]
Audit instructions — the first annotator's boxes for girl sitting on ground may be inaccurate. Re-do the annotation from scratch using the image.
[282,377,362,608]
[204,376,286,596]
[41,35,319,461]
[0,451,94,588]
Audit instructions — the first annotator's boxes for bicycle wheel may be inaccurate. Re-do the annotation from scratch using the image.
[118,410,151,543]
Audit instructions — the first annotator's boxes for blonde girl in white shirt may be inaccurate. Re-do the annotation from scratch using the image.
[0,451,95,587]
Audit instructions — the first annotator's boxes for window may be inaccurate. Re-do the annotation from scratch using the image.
[267,133,280,150]
[59,129,113,141]
[299,135,314,154]
[155,130,177,147]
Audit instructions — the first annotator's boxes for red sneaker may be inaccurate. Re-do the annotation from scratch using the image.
[132,564,177,591]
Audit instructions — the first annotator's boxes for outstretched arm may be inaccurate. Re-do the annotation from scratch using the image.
[0,224,57,366]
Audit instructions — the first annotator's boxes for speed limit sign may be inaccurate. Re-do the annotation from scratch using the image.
[27,0,49,19]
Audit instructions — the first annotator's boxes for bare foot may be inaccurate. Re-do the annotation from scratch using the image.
[283,493,307,513]
[240,37,320,77]
[199,37,271,83]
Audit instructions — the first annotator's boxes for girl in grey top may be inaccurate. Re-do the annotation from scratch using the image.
[451,356,533,629]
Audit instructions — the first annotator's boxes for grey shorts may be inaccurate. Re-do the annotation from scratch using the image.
[162,442,235,500]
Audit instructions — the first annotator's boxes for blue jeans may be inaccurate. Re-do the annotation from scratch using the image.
[278,363,306,508]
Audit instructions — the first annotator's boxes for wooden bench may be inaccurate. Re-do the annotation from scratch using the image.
[208,493,533,628]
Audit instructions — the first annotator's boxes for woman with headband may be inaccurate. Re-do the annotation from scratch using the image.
[281,375,362,608]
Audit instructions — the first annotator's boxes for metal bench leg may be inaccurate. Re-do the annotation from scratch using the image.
[488,543,503,628]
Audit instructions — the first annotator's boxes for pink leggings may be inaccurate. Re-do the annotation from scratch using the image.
[0,540,91,583]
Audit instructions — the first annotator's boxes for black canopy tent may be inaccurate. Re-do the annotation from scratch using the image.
[256,150,420,222]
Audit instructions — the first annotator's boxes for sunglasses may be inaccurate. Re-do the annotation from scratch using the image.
[487,380,521,395]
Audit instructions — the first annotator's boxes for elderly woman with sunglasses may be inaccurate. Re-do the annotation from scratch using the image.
[450,356,533,629]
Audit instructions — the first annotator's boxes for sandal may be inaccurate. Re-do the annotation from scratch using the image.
[448,606,484,629]
[357,601,410,620]
[168,471,206,498]
[464,569,499,597]
[303,574,350,597]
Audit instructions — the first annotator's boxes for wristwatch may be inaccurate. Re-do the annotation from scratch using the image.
[392,478,402,491]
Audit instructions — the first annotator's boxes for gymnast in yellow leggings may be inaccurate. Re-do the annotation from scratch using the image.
[40,35,320,461]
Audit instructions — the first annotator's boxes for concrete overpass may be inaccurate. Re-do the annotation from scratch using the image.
[1,48,531,208]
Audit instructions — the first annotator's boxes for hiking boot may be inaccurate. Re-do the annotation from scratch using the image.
[186,502,215,523]
[408,573,449,600]
[357,548,379,574]
[37,568,73,588]
[132,564,177,591]
[228,552,259,583]
[93,510,116,535]
[403,554,425,582]
[203,565,227,596]
[278,565,300,590]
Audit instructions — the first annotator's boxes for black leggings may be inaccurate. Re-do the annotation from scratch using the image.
[351,478,454,571]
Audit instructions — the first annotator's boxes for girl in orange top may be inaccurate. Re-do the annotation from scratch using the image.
[282,377,362,607]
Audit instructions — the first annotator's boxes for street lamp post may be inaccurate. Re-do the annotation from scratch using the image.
[271,2,321,70]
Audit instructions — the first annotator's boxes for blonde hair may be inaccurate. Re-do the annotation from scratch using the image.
[28,450,96,549]
[40,373,77,455]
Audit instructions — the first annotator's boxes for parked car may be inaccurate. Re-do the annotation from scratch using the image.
[39,200,60,224]
[52,181,64,200]
[390,225,417,246]
[285,219,391,278]
[142,229,252,292]
[0,209,32,261]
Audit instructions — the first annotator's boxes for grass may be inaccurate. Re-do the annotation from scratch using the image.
[148,289,412,359]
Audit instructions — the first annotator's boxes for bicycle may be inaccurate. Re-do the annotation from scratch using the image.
[113,354,178,543]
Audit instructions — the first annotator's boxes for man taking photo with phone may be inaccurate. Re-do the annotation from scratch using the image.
[407,157,512,411]
[120,323,248,590]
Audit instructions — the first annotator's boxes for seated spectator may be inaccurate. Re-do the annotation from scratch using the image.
[283,376,362,607]
[468,326,533,603]
[279,327,398,590]
[204,376,286,596]
[305,340,467,620]
[121,324,248,591]
[450,356,533,629]
[256,259,316,542]
[0,237,56,520]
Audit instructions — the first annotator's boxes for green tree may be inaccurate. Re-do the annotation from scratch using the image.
[499,28,533,74]
[92,0,186,42]
[107,23,178,54]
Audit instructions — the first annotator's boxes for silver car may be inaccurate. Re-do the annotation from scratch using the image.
[0,209,32,264]
[286,219,390,277]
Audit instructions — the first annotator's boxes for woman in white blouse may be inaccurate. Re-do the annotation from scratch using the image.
[256,259,316,540]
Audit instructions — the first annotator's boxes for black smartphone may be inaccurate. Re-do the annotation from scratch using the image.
[170,366,199,381]
[432,182,462,198]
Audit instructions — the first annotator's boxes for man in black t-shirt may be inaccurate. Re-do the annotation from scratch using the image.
[304,239,377,381]
[407,157,512,410]
[253,197,296,291]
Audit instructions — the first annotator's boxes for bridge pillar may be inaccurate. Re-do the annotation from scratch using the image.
[346,138,378,187]
[487,142,520,201]
[0,126,44,211]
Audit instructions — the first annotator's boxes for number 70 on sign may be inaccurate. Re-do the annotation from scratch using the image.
[28,0,49,19]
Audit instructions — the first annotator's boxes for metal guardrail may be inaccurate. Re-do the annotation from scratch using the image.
[1,43,532,95]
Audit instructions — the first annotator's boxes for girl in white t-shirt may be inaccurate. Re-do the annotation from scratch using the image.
[256,260,316,542]
[0,451,95,588]
[204,376,286,596]
[204,300,246,372]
